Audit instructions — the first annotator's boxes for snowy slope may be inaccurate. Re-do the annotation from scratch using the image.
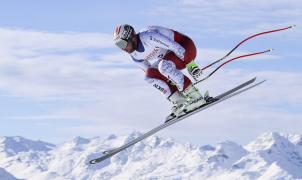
[0,132,302,180]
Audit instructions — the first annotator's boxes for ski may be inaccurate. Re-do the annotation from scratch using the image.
[165,77,257,122]
[89,77,264,164]
[170,78,265,122]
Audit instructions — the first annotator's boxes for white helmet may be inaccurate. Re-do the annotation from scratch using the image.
[113,24,134,49]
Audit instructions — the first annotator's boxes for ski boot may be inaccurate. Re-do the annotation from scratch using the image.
[165,91,187,123]
[203,90,217,103]
[182,84,206,113]
[186,61,202,81]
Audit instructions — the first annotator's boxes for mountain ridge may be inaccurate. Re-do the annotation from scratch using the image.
[0,131,301,179]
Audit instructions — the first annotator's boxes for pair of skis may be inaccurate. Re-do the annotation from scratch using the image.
[89,77,265,164]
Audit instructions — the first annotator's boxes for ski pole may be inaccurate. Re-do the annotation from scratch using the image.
[194,49,273,85]
[201,25,295,71]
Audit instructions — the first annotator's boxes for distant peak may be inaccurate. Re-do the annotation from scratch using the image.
[71,136,90,145]
[245,132,293,152]
[215,140,247,158]
[0,136,55,155]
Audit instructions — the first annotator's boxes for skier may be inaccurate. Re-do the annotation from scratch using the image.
[113,24,210,120]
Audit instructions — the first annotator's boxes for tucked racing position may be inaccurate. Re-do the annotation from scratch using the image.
[113,24,212,120]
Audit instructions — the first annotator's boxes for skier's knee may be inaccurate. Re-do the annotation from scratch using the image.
[158,60,176,75]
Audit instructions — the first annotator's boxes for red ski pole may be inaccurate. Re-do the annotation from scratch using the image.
[201,25,295,71]
[194,49,273,84]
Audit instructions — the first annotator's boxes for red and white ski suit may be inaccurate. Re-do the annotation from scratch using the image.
[130,26,197,97]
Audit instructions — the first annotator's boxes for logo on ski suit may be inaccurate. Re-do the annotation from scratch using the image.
[145,47,160,61]
[153,83,167,94]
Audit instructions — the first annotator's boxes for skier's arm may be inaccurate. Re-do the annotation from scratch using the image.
[131,56,151,72]
[147,31,185,60]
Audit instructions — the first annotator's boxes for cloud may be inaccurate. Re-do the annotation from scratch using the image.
[0,27,113,50]
[0,27,134,99]
[149,0,301,37]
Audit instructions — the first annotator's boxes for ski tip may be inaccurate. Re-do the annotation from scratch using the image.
[290,24,296,29]
[251,77,257,82]
[253,79,266,87]
[269,48,274,52]
[89,159,97,164]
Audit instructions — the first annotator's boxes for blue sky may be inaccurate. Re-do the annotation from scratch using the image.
[0,0,301,146]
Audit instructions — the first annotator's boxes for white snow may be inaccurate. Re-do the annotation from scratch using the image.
[0,132,302,179]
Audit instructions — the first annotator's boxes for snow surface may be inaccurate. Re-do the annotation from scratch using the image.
[0,132,302,180]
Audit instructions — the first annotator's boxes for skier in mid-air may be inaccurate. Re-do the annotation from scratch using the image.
[113,24,211,120]
[92,24,291,164]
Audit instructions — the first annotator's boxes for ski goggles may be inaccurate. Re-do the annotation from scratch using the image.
[115,38,129,50]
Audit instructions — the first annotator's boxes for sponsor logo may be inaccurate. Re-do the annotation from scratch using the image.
[145,47,160,60]
[153,84,167,94]
[150,36,169,48]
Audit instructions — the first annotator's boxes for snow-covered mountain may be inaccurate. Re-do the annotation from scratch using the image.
[0,132,302,180]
